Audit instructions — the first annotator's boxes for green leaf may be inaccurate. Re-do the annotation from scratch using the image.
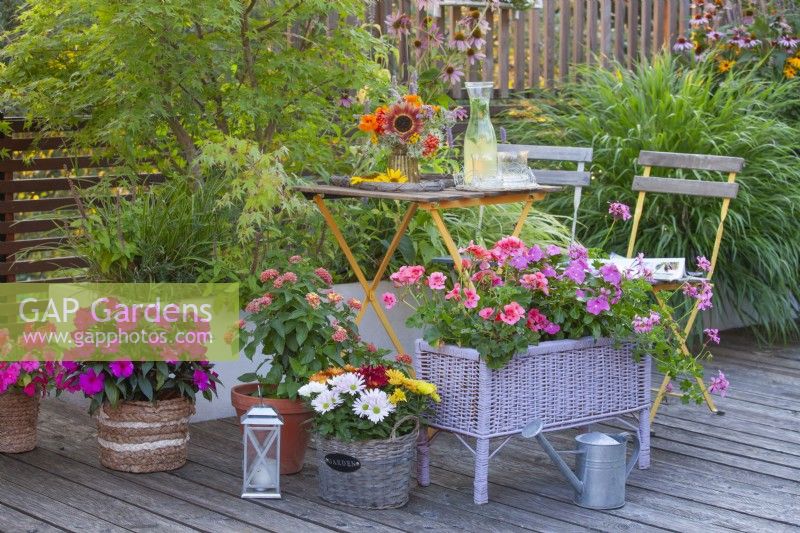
[138,376,154,401]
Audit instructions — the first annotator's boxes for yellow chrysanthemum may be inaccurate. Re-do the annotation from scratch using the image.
[414,380,437,396]
[388,388,407,404]
[386,369,406,386]
[430,392,441,403]
[401,377,419,394]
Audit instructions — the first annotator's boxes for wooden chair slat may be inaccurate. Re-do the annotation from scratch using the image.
[637,151,744,172]
[498,144,593,163]
[632,176,739,198]
[534,170,591,187]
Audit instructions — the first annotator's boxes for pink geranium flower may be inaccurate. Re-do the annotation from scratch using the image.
[520,272,549,294]
[463,289,480,309]
[708,370,729,397]
[445,283,462,301]
[381,292,398,310]
[390,265,425,286]
[704,328,720,344]
[499,302,525,325]
[478,307,494,320]
[427,272,447,290]
[696,256,711,272]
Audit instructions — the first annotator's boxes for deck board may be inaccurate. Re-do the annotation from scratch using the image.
[2,333,799,532]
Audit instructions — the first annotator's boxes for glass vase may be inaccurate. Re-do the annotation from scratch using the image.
[463,81,499,188]
[388,149,420,183]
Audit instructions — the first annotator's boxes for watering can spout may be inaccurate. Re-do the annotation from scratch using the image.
[522,420,584,495]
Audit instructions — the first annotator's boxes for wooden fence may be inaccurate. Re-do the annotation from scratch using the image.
[367,0,754,94]
[0,116,161,282]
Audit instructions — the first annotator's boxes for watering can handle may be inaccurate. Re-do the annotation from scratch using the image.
[624,432,641,477]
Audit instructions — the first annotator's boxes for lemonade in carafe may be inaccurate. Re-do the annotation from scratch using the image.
[463,82,498,187]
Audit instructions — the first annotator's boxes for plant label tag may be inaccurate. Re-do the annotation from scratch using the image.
[324,453,361,473]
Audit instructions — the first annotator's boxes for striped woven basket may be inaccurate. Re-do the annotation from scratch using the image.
[0,391,40,453]
[96,397,195,473]
[316,417,418,509]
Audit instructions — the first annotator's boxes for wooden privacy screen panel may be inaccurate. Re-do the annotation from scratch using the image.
[0,117,162,282]
[363,0,751,92]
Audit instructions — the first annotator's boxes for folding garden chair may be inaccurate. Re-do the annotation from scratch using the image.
[626,150,744,423]
[497,144,592,242]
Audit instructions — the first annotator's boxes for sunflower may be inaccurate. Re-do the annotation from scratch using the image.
[384,102,423,141]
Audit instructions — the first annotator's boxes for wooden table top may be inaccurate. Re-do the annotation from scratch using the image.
[293,183,561,203]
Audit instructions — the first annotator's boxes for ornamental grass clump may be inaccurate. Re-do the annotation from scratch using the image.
[506,53,800,340]
[384,236,728,402]
[299,359,439,441]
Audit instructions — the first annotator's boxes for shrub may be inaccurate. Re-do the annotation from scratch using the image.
[506,53,800,339]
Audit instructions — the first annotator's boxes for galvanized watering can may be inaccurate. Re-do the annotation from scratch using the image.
[522,420,640,510]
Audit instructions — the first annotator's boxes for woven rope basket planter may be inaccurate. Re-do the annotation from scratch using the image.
[414,337,652,504]
[0,391,40,453]
[96,397,195,473]
[316,421,418,509]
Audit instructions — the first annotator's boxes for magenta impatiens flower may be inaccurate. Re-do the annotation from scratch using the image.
[109,359,134,379]
[586,296,610,315]
[708,370,729,397]
[608,201,632,221]
[79,368,106,396]
[704,328,720,344]
[193,369,211,392]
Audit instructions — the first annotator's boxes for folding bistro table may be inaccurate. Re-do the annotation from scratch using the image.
[293,184,559,354]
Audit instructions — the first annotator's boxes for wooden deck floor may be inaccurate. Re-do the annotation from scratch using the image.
[2,330,799,532]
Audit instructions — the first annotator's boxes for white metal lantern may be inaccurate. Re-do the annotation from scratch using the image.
[241,406,283,499]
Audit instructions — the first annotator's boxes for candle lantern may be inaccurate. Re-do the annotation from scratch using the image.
[241,406,283,499]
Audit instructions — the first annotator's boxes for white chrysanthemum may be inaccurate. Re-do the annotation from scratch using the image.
[328,372,366,396]
[366,396,395,423]
[361,388,389,404]
[352,395,373,419]
[298,381,327,398]
[311,390,341,414]
[352,389,395,423]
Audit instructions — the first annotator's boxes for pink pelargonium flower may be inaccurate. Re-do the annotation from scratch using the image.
[520,272,549,294]
[478,307,495,320]
[381,292,398,310]
[708,370,729,397]
[632,311,661,333]
[696,255,712,272]
[464,242,492,261]
[427,272,447,290]
[463,289,480,309]
[704,328,720,344]
[499,302,526,325]
[586,296,610,316]
[79,368,106,396]
[390,265,426,286]
[492,236,526,262]
[109,359,134,379]
[608,201,632,221]
[445,283,462,301]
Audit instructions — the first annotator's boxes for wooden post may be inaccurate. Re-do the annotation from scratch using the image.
[543,0,556,87]
[627,0,639,67]
[514,9,527,91]
[559,0,570,83]
[641,0,652,58]
[484,8,495,84]
[653,0,664,52]
[0,112,11,282]
[450,5,464,97]
[587,0,598,66]
[573,0,585,67]
[600,0,612,67]
[529,6,541,88]
[678,0,689,37]
[614,0,625,63]
[499,8,511,97]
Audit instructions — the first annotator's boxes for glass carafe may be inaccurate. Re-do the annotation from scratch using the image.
[463,82,499,187]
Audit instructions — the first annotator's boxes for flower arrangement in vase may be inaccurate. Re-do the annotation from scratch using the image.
[356,92,465,183]
[299,358,440,509]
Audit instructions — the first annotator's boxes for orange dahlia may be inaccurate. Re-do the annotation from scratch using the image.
[358,114,379,132]
[384,102,423,141]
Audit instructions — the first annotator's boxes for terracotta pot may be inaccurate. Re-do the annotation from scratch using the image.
[231,383,312,475]
[0,391,39,453]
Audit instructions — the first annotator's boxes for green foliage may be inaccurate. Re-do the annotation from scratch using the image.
[237,258,376,400]
[505,54,800,340]
[67,176,231,283]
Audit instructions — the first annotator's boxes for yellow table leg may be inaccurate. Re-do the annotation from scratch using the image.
[649,374,672,424]
[512,198,534,238]
[313,195,406,354]
[356,204,418,324]
[428,208,464,273]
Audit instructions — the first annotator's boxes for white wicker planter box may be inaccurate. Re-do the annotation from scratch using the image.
[414,337,651,504]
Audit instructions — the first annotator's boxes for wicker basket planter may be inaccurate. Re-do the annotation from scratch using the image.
[316,423,418,509]
[0,391,40,453]
[96,397,195,473]
[414,337,652,504]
